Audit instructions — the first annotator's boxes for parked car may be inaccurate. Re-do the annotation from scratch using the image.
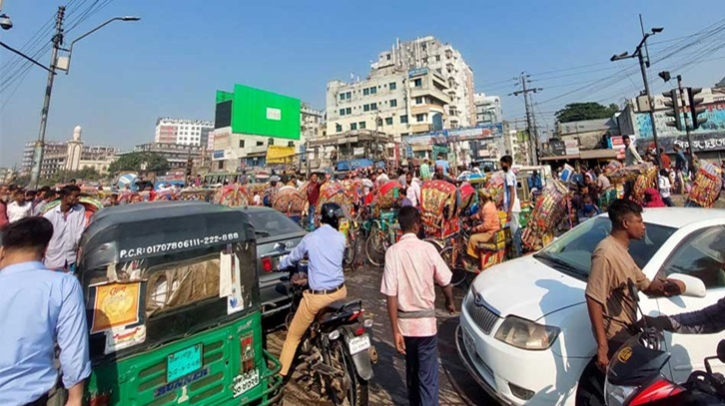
[456,208,725,406]
[239,206,307,318]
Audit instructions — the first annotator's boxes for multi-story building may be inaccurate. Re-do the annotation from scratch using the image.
[373,36,476,128]
[474,93,502,126]
[211,84,322,170]
[154,118,214,147]
[326,68,451,140]
[325,36,475,143]
[21,127,118,178]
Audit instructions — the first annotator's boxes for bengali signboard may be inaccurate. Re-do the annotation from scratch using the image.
[639,132,725,153]
[402,123,504,146]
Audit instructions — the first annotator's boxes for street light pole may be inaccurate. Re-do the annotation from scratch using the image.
[29,6,64,189]
[29,13,140,188]
[611,26,663,170]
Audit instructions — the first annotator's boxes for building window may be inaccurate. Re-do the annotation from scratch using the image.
[268,138,274,145]
[414,78,422,87]
[370,102,377,110]
[390,99,398,108]
[218,161,224,170]
[239,140,245,148]
[288,141,294,147]
[345,107,351,115]
[363,104,370,112]
[400,115,409,124]
[389,82,397,90]
[336,123,343,132]
[385,117,393,125]
[370,87,376,94]
[256,141,264,146]
[416,114,426,123]
[339,108,346,116]
[359,121,366,129]
[339,93,345,101]
[363,88,370,96]
[415,96,423,105]
[436,55,441,62]
[351,123,358,130]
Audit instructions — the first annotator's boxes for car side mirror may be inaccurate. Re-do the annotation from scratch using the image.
[667,273,707,298]
[718,340,725,363]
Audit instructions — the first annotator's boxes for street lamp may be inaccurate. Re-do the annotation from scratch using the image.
[57,16,140,74]
[610,26,663,169]
[30,14,140,188]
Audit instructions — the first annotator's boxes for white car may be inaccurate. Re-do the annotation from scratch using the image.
[457,208,725,406]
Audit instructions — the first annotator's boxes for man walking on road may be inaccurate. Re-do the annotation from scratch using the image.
[381,206,455,406]
[578,199,685,405]
[43,185,85,273]
[0,217,91,406]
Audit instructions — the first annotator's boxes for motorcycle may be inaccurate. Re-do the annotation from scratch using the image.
[605,281,725,405]
[281,265,378,406]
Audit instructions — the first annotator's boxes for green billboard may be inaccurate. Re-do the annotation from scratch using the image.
[215,84,301,140]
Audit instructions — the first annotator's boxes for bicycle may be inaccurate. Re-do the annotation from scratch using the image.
[364,208,399,267]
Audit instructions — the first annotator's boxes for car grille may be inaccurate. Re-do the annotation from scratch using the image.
[465,295,500,335]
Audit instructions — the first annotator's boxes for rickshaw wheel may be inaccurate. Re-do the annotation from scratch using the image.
[365,227,387,268]
[437,246,467,287]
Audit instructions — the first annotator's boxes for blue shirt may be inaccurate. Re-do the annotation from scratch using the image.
[279,224,345,291]
[0,261,91,404]
[435,160,450,176]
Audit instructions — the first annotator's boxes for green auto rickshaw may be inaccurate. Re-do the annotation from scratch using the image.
[75,201,281,405]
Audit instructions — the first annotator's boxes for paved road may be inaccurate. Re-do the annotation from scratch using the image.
[264,261,495,406]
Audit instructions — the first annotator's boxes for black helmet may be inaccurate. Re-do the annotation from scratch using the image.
[320,202,345,230]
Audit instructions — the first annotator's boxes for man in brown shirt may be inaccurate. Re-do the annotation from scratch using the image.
[578,199,685,406]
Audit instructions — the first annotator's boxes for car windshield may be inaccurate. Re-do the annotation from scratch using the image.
[535,217,677,281]
[248,210,302,237]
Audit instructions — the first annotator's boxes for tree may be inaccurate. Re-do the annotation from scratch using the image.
[39,167,103,187]
[108,152,169,175]
[555,102,620,123]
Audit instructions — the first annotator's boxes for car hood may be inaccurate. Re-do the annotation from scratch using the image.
[470,255,587,322]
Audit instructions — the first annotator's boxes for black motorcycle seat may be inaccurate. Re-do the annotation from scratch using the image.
[316,299,362,323]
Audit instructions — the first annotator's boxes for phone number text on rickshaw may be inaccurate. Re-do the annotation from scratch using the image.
[120,232,241,259]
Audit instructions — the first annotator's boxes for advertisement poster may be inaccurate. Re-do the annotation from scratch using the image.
[90,282,142,334]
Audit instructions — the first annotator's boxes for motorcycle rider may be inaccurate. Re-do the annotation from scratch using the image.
[277,202,347,380]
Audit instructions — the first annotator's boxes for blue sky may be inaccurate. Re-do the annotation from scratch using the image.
[1,0,724,167]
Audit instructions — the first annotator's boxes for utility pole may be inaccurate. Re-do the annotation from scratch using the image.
[512,73,542,165]
[29,6,64,188]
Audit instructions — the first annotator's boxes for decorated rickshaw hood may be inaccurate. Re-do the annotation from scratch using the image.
[78,201,255,272]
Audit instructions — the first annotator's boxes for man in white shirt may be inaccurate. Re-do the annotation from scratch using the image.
[43,185,85,273]
[7,188,32,223]
[405,172,421,208]
[658,169,674,207]
[500,155,522,256]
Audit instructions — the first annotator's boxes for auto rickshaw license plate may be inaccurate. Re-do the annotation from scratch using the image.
[167,344,202,382]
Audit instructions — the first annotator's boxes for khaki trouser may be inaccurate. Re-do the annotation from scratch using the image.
[280,286,348,376]
[466,232,494,258]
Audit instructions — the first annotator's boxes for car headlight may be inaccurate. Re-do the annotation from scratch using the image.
[493,315,560,350]
[604,377,636,406]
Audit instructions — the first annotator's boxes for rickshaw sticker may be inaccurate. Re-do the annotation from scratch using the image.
[90,282,142,334]
[104,325,146,354]
[227,254,245,315]
[153,368,209,398]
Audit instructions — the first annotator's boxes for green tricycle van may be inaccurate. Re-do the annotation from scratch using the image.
[73,201,281,405]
